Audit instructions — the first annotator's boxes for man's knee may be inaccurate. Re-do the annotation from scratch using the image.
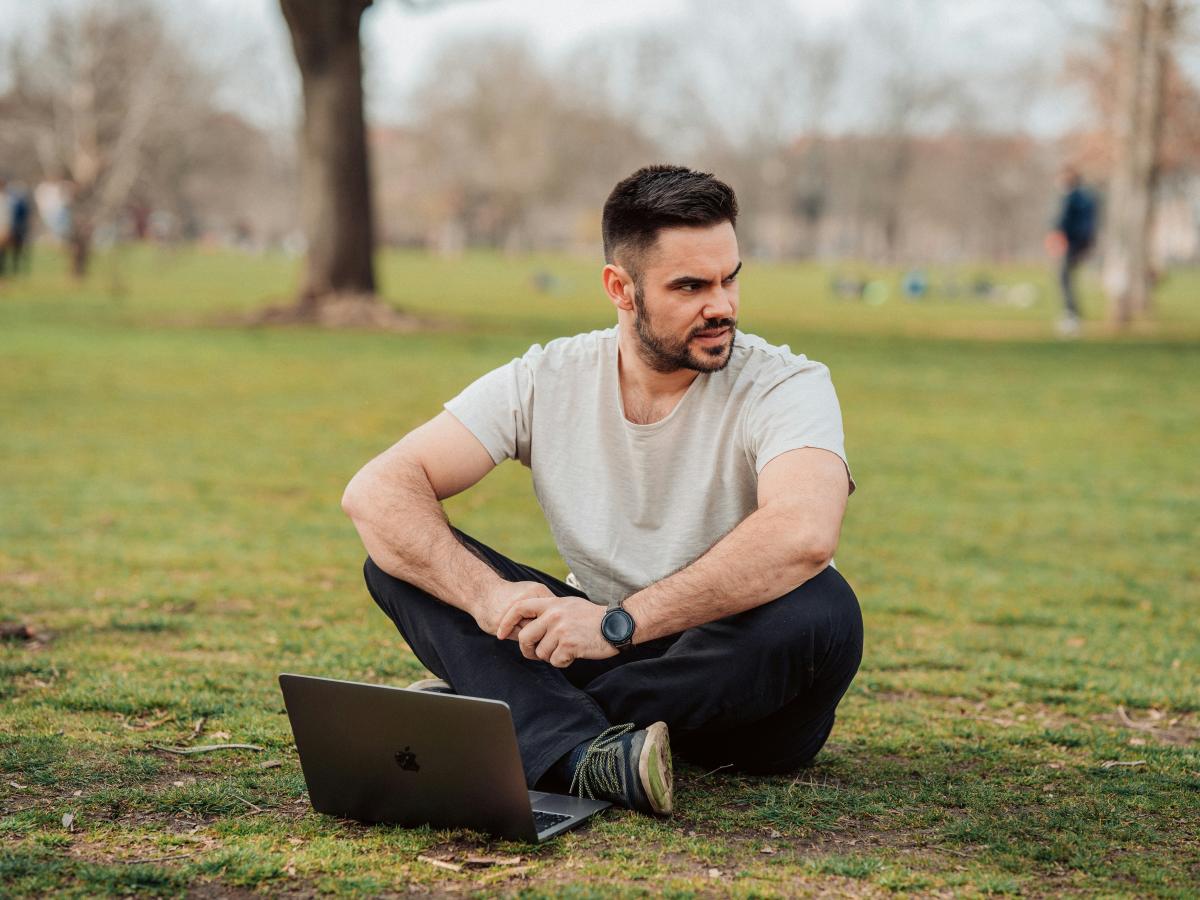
[672,567,862,723]
[747,566,863,674]
[808,565,864,657]
[362,556,429,633]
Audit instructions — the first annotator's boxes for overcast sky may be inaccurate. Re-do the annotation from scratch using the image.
[0,0,1155,137]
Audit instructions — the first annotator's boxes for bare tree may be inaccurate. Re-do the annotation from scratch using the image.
[0,2,227,275]
[858,0,966,263]
[398,35,658,254]
[1102,0,1179,324]
[277,0,466,323]
[584,0,846,258]
[279,0,377,316]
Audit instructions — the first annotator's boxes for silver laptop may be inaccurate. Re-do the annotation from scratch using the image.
[278,673,609,842]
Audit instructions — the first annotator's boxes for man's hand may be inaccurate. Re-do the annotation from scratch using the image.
[472,580,552,637]
[496,595,616,668]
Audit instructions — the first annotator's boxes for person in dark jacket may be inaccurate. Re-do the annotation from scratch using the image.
[8,184,32,275]
[1047,166,1098,335]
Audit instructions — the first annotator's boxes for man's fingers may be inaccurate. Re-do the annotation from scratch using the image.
[517,617,549,660]
[496,596,551,639]
[535,633,559,663]
[549,647,574,668]
[503,617,533,642]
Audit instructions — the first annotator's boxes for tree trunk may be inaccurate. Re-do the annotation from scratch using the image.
[1103,0,1173,326]
[280,0,377,312]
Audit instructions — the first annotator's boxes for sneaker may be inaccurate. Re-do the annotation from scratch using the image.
[1056,314,1082,338]
[406,677,455,694]
[569,721,673,816]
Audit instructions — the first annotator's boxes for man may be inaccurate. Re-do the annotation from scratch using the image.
[343,165,863,818]
[1047,165,1098,337]
[8,183,31,275]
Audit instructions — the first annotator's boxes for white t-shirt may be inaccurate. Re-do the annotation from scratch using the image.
[445,327,852,607]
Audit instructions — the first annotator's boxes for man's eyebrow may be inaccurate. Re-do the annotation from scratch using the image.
[664,261,742,289]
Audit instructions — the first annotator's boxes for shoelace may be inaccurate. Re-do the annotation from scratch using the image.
[569,723,635,800]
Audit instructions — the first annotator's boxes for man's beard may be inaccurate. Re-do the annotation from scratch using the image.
[632,283,736,374]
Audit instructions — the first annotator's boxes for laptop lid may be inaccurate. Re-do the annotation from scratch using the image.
[279,673,539,841]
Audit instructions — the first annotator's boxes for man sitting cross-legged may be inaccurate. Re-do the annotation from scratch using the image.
[342,164,864,817]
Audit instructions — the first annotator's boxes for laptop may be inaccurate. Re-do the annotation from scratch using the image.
[278,673,610,842]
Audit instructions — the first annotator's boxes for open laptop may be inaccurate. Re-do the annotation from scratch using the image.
[278,673,609,842]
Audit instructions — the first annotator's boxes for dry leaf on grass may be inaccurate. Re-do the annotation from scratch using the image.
[463,855,523,867]
[120,853,193,865]
[121,712,174,731]
[417,855,463,872]
[479,865,535,882]
[1100,759,1147,769]
[149,743,263,755]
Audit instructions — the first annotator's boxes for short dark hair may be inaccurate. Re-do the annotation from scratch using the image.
[602,165,738,279]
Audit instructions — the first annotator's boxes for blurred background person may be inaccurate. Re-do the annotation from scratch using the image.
[7,181,33,275]
[1046,165,1098,337]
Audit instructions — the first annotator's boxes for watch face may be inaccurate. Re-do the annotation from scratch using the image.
[602,608,635,644]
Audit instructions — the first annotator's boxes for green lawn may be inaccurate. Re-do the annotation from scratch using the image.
[1,246,1198,897]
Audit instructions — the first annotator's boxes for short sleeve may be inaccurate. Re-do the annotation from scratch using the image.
[742,364,855,494]
[443,346,540,467]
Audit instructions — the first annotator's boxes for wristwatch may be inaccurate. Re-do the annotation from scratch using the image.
[600,601,636,652]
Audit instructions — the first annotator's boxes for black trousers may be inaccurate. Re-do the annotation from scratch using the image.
[363,531,864,788]
[1060,243,1090,318]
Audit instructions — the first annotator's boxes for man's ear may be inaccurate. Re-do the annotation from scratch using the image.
[602,264,636,312]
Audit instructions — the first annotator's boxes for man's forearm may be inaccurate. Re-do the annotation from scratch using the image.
[623,506,836,643]
[342,456,503,617]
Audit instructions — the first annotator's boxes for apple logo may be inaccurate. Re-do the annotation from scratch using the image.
[394,746,420,772]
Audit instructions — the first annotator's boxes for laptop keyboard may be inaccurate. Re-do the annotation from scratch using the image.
[532,810,571,832]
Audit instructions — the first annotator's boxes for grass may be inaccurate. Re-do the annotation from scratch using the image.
[1,244,1198,897]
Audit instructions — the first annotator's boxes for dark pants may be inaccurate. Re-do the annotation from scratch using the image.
[1060,243,1090,318]
[363,532,864,788]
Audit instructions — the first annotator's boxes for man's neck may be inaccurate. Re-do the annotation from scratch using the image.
[616,324,700,424]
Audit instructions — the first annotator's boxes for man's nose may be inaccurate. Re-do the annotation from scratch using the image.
[703,286,736,322]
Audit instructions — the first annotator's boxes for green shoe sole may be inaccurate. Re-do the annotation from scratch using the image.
[638,721,674,816]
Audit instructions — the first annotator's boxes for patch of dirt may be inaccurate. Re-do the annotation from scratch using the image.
[0,621,51,648]
[239,294,430,332]
[867,690,1200,747]
[0,571,44,587]
[186,884,264,900]
[1108,706,1199,746]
